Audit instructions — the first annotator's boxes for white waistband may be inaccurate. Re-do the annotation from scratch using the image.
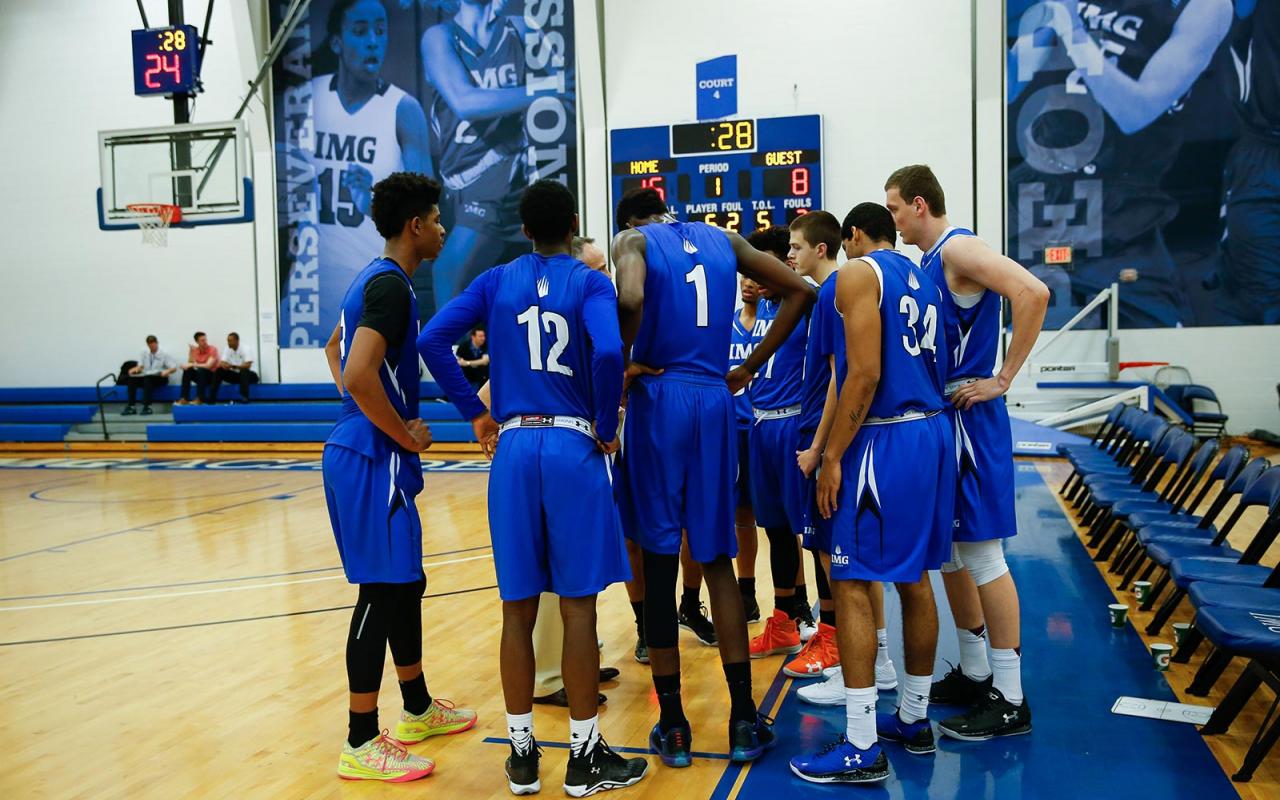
[498,415,594,438]
[753,404,801,421]
[442,148,506,190]
[863,409,941,426]
[944,377,980,397]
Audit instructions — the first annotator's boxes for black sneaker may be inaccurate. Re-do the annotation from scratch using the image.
[649,721,692,767]
[141,405,154,416]
[121,405,137,416]
[678,600,717,646]
[742,592,761,623]
[876,711,936,755]
[729,713,777,762]
[930,662,993,706]
[634,635,649,665]
[505,741,541,795]
[938,687,1032,741]
[564,736,648,797]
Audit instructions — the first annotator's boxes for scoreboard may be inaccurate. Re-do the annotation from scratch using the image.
[609,114,822,235]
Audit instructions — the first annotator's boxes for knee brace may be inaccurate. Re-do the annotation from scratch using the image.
[940,544,965,574]
[953,540,1009,586]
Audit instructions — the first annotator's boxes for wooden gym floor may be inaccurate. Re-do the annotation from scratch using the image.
[0,450,1275,799]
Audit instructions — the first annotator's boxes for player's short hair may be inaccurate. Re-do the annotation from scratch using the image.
[228,331,239,339]
[789,211,841,255]
[747,225,790,262]
[371,172,442,239]
[193,331,206,341]
[145,335,157,344]
[571,236,595,257]
[614,188,667,233]
[885,165,946,216]
[520,179,577,244]
[326,0,382,37]
[841,203,897,245]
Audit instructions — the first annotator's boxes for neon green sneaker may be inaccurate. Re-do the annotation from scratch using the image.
[338,731,435,782]
[393,698,478,744]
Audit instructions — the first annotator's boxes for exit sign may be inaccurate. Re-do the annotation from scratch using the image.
[1044,245,1073,265]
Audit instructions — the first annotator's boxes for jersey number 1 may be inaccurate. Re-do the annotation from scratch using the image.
[685,264,708,327]
[517,305,574,376]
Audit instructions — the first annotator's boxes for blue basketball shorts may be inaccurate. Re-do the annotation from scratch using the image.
[617,375,737,563]
[323,444,425,585]
[828,413,955,583]
[950,398,1018,542]
[749,412,807,532]
[797,427,832,554]
[488,426,631,601]
[735,427,753,511]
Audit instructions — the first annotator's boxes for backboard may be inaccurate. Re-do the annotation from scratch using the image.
[97,119,253,229]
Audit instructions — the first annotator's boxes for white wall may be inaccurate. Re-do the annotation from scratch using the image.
[0,0,274,386]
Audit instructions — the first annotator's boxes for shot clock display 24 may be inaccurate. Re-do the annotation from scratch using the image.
[609,115,822,235]
[131,25,200,96]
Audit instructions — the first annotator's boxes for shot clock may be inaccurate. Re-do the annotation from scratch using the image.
[132,26,200,96]
[609,115,822,235]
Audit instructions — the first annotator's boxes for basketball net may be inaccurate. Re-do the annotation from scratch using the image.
[126,203,182,247]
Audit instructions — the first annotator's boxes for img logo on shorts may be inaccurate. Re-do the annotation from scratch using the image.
[831,543,849,567]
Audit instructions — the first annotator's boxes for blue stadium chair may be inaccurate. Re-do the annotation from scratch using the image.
[1057,402,1130,498]
[1197,650,1280,783]
[1165,383,1229,441]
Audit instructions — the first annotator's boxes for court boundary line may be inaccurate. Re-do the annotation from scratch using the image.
[0,583,499,646]
[481,737,733,761]
[28,482,282,504]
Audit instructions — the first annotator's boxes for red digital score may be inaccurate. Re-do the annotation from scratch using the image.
[144,53,183,89]
[791,167,809,196]
[1044,245,1073,265]
[640,175,665,201]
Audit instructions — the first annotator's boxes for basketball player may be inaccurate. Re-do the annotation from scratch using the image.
[322,172,476,783]
[793,207,900,704]
[1008,0,1231,327]
[885,165,1050,740]
[311,0,432,334]
[419,180,648,796]
[421,0,541,316]
[790,203,953,785]
[611,188,815,767]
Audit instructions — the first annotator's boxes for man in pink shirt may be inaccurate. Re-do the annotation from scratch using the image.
[178,331,219,405]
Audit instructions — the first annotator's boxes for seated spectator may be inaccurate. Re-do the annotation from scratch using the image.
[178,331,219,405]
[211,332,259,404]
[457,327,489,390]
[124,335,178,416]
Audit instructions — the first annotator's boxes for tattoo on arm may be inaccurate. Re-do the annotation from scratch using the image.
[847,402,866,432]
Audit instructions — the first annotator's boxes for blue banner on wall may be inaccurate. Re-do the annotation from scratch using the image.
[272,0,578,347]
[696,55,737,120]
[1006,0,1279,327]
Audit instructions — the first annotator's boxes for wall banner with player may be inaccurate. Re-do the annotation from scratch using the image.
[273,0,578,348]
[1007,0,1278,328]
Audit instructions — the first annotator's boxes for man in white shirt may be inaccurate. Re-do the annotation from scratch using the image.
[211,332,259,403]
[124,335,178,416]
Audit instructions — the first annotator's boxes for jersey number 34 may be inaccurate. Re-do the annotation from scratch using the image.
[899,296,938,357]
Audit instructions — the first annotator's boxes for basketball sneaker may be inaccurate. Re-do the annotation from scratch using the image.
[338,731,435,782]
[749,609,802,658]
[876,659,899,692]
[506,740,541,795]
[729,713,777,763]
[789,736,889,785]
[938,688,1032,741]
[742,591,761,624]
[876,711,936,755]
[796,603,819,643]
[930,662,993,706]
[783,622,840,677]
[564,735,648,796]
[392,698,477,744]
[122,405,137,416]
[634,622,649,664]
[678,599,717,646]
[648,721,692,768]
[798,667,846,706]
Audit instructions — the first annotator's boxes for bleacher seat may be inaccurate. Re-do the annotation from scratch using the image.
[147,420,475,443]
[0,423,72,442]
[0,405,97,423]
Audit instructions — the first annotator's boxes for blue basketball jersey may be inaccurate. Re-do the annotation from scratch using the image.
[920,227,1001,382]
[799,270,840,434]
[631,222,738,381]
[328,258,421,460]
[748,284,811,410]
[418,253,624,440]
[837,249,947,419]
[729,313,755,428]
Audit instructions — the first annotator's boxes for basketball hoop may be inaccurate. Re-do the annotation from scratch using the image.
[126,203,182,247]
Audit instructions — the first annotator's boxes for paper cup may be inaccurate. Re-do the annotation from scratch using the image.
[1151,643,1173,671]
[1109,603,1129,628]
[1133,581,1153,604]
[1172,622,1192,648]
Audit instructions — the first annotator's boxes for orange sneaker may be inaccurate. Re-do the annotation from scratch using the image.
[749,608,802,658]
[783,623,840,677]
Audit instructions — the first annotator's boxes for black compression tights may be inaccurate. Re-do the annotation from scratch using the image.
[764,525,799,593]
[346,578,427,693]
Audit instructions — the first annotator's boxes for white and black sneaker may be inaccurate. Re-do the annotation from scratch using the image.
[678,599,717,646]
[938,688,1032,741]
[930,662,992,706]
[563,736,648,797]
[505,740,541,795]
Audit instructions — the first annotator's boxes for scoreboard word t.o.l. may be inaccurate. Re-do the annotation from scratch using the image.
[609,115,822,235]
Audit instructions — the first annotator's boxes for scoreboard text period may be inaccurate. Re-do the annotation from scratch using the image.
[609,115,822,235]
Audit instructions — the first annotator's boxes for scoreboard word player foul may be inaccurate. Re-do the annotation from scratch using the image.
[609,114,822,235]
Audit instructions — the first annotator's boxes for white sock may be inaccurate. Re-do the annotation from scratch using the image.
[844,686,877,750]
[897,673,932,724]
[569,715,600,758]
[507,711,535,756]
[991,648,1023,705]
[957,625,992,679]
[875,629,891,668]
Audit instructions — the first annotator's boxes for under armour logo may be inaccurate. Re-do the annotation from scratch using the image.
[1003,712,1017,723]
[845,754,862,766]
[863,704,873,714]
[537,276,550,297]
[591,766,600,774]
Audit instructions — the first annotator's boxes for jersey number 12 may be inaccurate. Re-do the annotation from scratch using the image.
[517,305,574,376]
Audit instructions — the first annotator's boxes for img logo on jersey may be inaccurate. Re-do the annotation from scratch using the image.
[315,133,378,165]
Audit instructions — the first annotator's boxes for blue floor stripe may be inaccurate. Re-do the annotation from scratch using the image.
[482,736,732,760]
[717,464,1235,799]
